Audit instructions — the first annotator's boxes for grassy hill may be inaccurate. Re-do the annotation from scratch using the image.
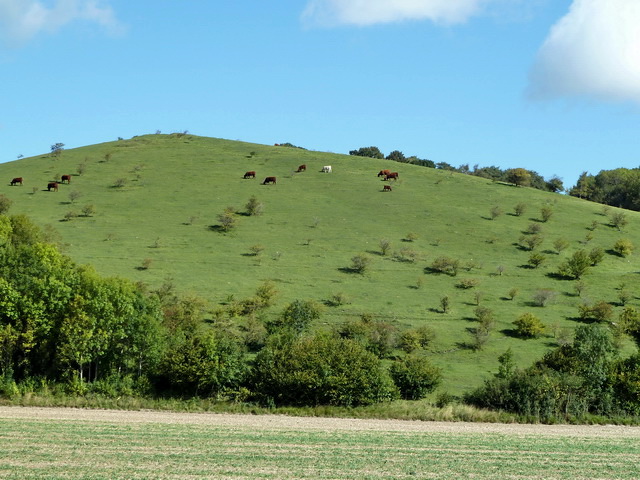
[1,133,638,396]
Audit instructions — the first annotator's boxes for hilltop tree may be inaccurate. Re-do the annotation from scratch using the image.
[506,168,531,187]
[349,146,384,159]
[386,150,405,162]
[50,142,65,158]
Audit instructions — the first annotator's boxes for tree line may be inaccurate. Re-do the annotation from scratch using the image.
[349,146,565,193]
[0,214,440,406]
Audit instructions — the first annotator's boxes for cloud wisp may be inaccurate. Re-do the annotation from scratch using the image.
[0,0,123,47]
[301,0,487,27]
[528,0,640,104]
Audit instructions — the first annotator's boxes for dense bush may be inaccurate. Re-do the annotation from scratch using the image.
[390,355,442,400]
[249,333,398,407]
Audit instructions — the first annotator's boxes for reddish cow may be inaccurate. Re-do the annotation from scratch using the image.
[377,169,391,177]
[243,171,256,179]
[296,164,306,172]
[10,177,23,186]
[383,185,392,192]
[385,172,399,181]
[47,182,59,192]
[61,174,71,184]
[262,176,277,185]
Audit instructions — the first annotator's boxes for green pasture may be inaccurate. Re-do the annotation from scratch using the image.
[1,413,639,479]
[1,133,639,395]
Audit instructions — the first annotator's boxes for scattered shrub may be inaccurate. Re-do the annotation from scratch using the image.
[613,238,634,257]
[513,313,545,338]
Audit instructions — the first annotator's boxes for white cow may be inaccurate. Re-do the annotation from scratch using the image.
[322,165,332,173]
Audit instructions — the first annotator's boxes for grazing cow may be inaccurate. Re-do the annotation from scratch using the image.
[377,169,391,177]
[383,185,392,192]
[243,171,256,179]
[262,176,277,185]
[322,165,332,173]
[61,174,71,184]
[47,182,59,192]
[296,164,306,172]
[385,172,399,181]
[10,177,23,186]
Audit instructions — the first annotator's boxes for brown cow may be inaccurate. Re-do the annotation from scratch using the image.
[296,164,306,172]
[262,176,277,185]
[61,174,71,184]
[10,177,23,186]
[385,172,399,181]
[383,185,392,192]
[47,182,58,192]
[377,169,391,177]
[243,171,256,179]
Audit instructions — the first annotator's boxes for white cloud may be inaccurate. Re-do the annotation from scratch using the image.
[0,0,123,46]
[301,0,487,27]
[528,0,640,104]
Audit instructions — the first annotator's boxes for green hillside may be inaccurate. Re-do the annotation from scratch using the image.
[1,133,638,395]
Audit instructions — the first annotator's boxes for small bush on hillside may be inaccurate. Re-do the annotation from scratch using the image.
[513,313,545,338]
[349,254,371,274]
[519,234,543,251]
[456,278,479,289]
[398,326,435,353]
[390,355,442,400]
[248,244,264,256]
[490,205,502,220]
[553,238,569,254]
[337,315,398,359]
[0,195,13,214]
[113,178,126,188]
[609,211,628,231]
[613,238,634,257]
[557,250,591,279]
[507,287,519,301]
[379,238,392,256]
[440,295,450,313]
[81,204,96,217]
[540,206,554,222]
[589,247,605,266]
[245,195,264,216]
[217,207,238,232]
[578,300,613,323]
[429,256,460,276]
[533,289,556,307]
[527,252,546,268]
[513,202,527,217]
[405,232,418,242]
[393,247,420,263]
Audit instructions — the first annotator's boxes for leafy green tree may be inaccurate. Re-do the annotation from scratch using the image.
[249,333,398,407]
[386,150,406,162]
[349,253,371,274]
[348,146,384,159]
[390,355,442,400]
[506,168,531,187]
[160,329,246,396]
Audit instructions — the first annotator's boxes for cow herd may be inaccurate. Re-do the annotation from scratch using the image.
[9,175,72,191]
[241,164,399,192]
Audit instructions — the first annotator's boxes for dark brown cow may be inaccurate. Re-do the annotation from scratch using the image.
[243,171,256,179]
[296,164,306,172]
[10,177,23,186]
[385,172,399,181]
[378,169,391,177]
[47,182,59,192]
[61,174,71,184]
[262,176,277,185]
[383,185,392,192]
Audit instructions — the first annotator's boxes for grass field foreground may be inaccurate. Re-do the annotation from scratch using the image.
[1,407,639,479]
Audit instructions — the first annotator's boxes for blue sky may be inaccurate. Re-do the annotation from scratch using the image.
[1,0,639,189]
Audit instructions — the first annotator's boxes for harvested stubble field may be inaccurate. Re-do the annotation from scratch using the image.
[1,407,639,479]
